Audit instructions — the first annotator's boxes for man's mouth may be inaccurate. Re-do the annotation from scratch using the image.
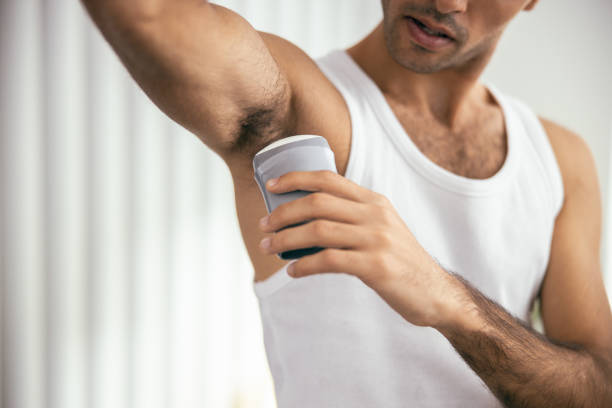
[405,16,454,41]
[403,15,456,51]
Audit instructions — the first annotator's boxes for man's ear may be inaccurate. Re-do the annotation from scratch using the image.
[524,0,540,11]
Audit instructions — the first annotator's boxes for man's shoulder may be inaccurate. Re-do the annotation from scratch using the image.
[492,89,594,192]
[538,117,599,206]
[538,118,595,178]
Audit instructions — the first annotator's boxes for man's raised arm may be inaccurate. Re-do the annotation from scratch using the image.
[80,0,295,158]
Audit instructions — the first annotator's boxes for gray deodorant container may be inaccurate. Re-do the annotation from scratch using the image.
[252,135,338,260]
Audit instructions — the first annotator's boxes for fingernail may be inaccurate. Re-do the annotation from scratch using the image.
[267,178,279,188]
[260,237,271,249]
[287,262,296,276]
[259,215,270,227]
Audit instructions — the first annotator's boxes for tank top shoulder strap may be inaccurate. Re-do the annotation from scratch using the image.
[314,49,377,183]
[493,87,565,218]
[314,49,371,101]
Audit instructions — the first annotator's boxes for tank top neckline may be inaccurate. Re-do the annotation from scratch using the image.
[333,49,521,196]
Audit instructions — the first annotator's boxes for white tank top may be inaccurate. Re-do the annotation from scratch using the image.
[252,49,564,407]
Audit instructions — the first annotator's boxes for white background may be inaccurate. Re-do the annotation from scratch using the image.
[0,1,610,407]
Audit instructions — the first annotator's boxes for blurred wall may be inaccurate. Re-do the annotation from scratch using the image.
[0,1,610,408]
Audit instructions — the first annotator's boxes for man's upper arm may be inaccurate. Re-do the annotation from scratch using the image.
[80,1,296,157]
[538,117,612,355]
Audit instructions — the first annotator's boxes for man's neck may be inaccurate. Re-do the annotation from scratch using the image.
[346,23,498,130]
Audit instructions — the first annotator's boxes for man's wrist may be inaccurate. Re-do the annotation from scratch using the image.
[432,269,488,336]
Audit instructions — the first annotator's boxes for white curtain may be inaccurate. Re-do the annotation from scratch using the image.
[0,1,381,407]
[1,1,611,408]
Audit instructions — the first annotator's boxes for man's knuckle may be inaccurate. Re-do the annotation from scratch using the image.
[379,206,394,223]
[374,229,392,246]
[378,194,390,205]
[372,251,389,270]
[309,192,326,207]
[322,248,341,267]
[322,169,336,180]
[312,219,330,236]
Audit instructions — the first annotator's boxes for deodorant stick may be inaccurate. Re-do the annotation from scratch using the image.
[252,135,338,260]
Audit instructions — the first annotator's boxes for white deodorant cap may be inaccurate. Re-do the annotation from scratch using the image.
[255,135,322,156]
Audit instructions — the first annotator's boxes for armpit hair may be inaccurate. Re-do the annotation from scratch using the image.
[233,106,285,156]
[228,74,294,160]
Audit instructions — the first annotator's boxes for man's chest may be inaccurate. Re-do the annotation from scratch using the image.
[384,97,508,180]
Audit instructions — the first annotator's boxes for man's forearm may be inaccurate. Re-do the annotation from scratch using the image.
[435,272,612,407]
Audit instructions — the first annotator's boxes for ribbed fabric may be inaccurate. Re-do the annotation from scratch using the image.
[253,49,564,408]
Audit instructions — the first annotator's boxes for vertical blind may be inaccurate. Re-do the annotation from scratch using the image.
[0,1,382,407]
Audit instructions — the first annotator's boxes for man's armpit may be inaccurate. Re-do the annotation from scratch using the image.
[225,76,295,160]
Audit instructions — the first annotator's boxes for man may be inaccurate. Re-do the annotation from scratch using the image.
[81,0,612,406]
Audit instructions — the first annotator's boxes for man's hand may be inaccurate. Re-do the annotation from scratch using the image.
[257,169,468,328]
[257,167,612,407]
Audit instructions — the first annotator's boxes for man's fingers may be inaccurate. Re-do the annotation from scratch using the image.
[266,170,375,203]
[261,192,368,233]
[263,220,367,255]
[288,248,364,279]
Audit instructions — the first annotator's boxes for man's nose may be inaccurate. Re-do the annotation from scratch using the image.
[435,0,468,13]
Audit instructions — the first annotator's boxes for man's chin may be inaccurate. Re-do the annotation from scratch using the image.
[391,50,455,74]
[384,27,462,74]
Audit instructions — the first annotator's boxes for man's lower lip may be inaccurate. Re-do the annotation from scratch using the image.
[404,17,454,50]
